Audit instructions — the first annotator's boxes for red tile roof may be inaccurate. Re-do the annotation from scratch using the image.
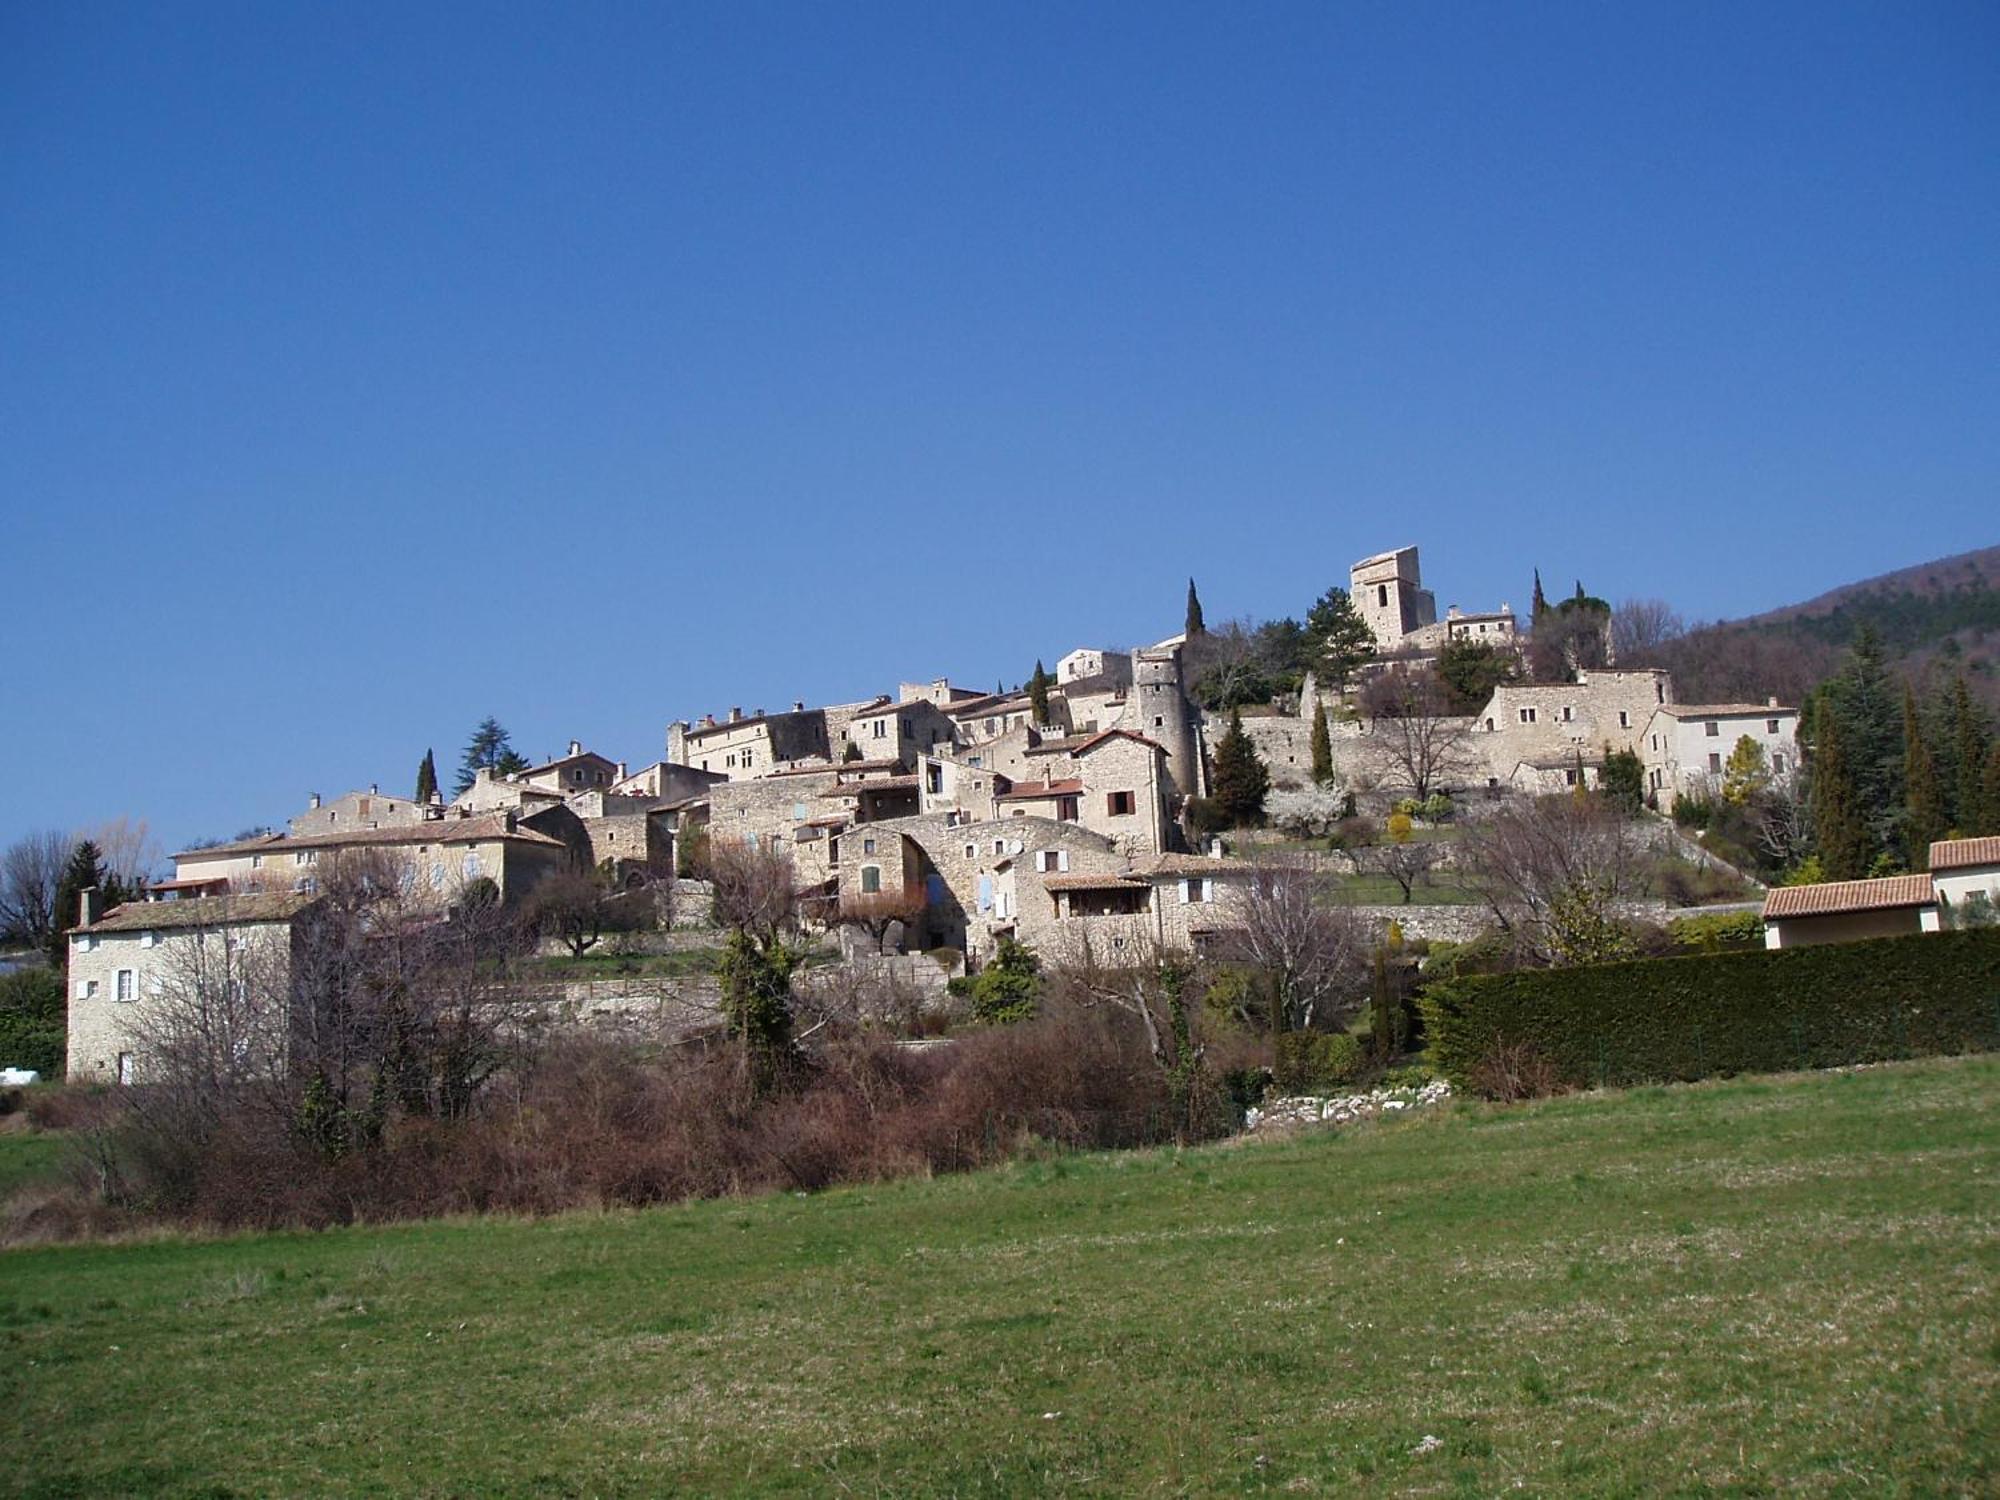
[996,779,1084,801]
[1929,837,2000,873]
[1762,874,1936,919]
[175,814,564,859]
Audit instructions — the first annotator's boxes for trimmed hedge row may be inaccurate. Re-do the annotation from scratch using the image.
[1421,927,2000,1089]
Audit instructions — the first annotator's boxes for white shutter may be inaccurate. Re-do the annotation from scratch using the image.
[75,981,91,1000]
[1179,879,1191,905]
[1057,850,1070,872]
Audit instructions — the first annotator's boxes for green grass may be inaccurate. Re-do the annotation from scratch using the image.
[0,1128,65,1199]
[5,1056,1996,1496]
[1325,872,1485,905]
[523,946,724,981]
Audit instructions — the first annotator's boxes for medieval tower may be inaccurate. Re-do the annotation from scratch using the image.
[1133,645,1204,804]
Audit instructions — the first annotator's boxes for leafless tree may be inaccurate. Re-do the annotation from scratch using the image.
[1364,672,1478,800]
[522,870,644,959]
[1224,859,1373,1030]
[1610,598,1685,664]
[1757,787,1814,871]
[707,839,803,951]
[832,886,928,955]
[1458,795,1646,966]
[0,830,71,949]
[1348,839,1447,904]
[1264,785,1349,839]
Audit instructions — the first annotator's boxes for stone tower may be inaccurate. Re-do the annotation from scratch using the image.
[1350,545,1437,649]
[1133,645,1202,802]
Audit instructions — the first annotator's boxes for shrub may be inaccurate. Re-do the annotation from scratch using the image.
[1272,1031,1365,1094]
[953,937,1041,1025]
[1422,927,2000,1091]
[0,968,65,1078]
[1466,1039,1565,1102]
[1668,910,1764,953]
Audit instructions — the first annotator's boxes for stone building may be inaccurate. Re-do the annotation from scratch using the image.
[65,888,321,1084]
[289,787,429,838]
[1352,546,1438,649]
[835,698,958,768]
[1468,669,1674,789]
[1056,648,1132,686]
[518,742,621,797]
[610,761,728,802]
[1014,729,1171,855]
[1131,645,1205,803]
[1015,852,1257,961]
[1640,701,1800,807]
[944,692,1037,748]
[667,703,841,780]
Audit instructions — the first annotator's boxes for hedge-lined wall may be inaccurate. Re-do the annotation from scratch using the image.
[1422,927,2000,1089]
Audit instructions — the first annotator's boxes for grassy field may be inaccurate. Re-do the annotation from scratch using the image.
[4,1056,1995,1496]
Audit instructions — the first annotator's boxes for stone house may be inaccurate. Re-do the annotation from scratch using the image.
[1352,546,1438,649]
[1469,669,1674,790]
[1640,700,1800,807]
[1056,648,1132,686]
[610,760,728,802]
[1509,754,1603,795]
[1017,729,1171,855]
[1014,852,1257,961]
[519,742,622,797]
[896,678,987,708]
[1929,837,2000,918]
[835,698,957,768]
[1761,875,1940,949]
[289,787,429,837]
[171,813,569,908]
[916,753,1007,823]
[65,888,321,1084]
[668,703,838,780]
[455,767,570,817]
[944,692,1037,747]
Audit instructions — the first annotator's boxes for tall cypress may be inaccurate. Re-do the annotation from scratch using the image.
[1808,700,1868,880]
[1902,689,1947,870]
[1531,569,1549,624]
[1821,625,1902,861]
[1185,578,1206,638]
[1209,709,1270,827]
[1981,743,2000,837]
[1028,661,1051,727]
[1310,702,1334,786]
[415,748,439,804]
[1948,677,1989,831]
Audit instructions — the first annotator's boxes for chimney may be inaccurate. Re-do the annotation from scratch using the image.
[615,761,627,780]
[369,782,378,795]
[309,792,321,810]
[79,885,103,928]
[729,707,743,723]
[793,700,805,713]
[503,810,517,833]
[753,707,764,719]
[569,739,582,757]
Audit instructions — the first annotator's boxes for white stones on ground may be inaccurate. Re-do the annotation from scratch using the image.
[1243,1079,1452,1133]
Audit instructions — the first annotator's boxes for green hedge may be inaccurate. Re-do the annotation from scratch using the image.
[1421,927,2000,1090]
[0,967,65,1078]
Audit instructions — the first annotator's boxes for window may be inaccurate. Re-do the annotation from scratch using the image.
[140,930,158,948]
[872,720,887,739]
[1377,584,1388,608]
[1484,718,1494,732]
[1107,791,1136,816]
[1708,752,1722,774]
[964,844,977,860]
[1153,716,1165,728]
[115,969,134,1003]
[1564,769,1578,787]
[1181,878,1210,904]
[862,837,876,855]
[1618,711,1630,728]
[1518,708,1537,724]
[792,803,807,821]
[1561,706,1574,722]
[77,978,98,1000]
[251,854,262,869]
[1056,796,1080,822]
[1767,719,1780,735]
[1037,849,1070,873]
[993,839,1006,856]
[1651,735,1660,752]
[860,866,882,894]
[1704,721,1719,737]
[117,1052,134,1086]
[1772,754,1787,774]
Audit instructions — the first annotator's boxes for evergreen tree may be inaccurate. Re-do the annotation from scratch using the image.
[1820,625,1902,857]
[1185,578,1206,638]
[454,717,527,796]
[1028,661,1052,727]
[1208,710,1270,827]
[1808,700,1869,880]
[1947,677,1991,831]
[1309,703,1334,786]
[1531,568,1549,623]
[1902,689,1948,868]
[1305,586,1376,692]
[1981,742,2000,836]
[1600,745,1646,815]
[48,839,109,965]
[1721,735,1771,806]
[415,748,439,805]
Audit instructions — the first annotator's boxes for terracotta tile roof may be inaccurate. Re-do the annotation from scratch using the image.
[175,814,564,860]
[78,892,321,935]
[996,779,1084,801]
[1131,854,1257,879]
[1041,873,1146,893]
[821,776,919,797]
[1027,729,1166,758]
[522,748,617,777]
[1655,704,1796,719]
[1762,874,1936,920]
[1930,837,2000,872]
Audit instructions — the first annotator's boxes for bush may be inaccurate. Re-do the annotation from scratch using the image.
[1272,1031,1365,1094]
[1668,910,1764,954]
[1466,1039,1565,1102]
[0,968,65,1077]
[1422,927,2000,1091]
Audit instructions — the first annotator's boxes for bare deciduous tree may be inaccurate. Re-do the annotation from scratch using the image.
[522,870,644,959]
[1610,598,1685,665]
[833,887,928,955]
[1348,839,1447,904]
[1224,860,1373,1031]
[0,830,71,949]
[1364,672,1477,800]
[1264,785,1349,839]
[1458,795,1645,966]
[707,839,803,952]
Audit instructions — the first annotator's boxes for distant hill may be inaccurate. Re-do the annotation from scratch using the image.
[1643,544,2000,709]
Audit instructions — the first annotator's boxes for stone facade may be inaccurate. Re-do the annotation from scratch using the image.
[1468,669,1674,788]
[835,698,957,768]
[1056,648,1132,686]
[668,704,839,780]
[519,743,621,796]
[1640,702,1800,808]
[1352,546,1438,649]
[289,788,429,837]
[65,890,319,1084]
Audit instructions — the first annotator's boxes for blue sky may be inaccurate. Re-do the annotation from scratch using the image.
[2,2,1995,859]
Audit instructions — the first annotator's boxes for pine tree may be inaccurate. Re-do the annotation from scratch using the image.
[1208,710,1270,827]
[1948,677,1990,831]
[1902,689,1947,869]
[1808,700,1869,880]
[454,717,525,796]
[1821,625,1902,859]
[1531,569,1549,623]
[1028,661,1051,727]
[1309,702,1334,786]
[1185,578,1206,638]
[1980,742,2000,837]
[415,748,439,805]
[48,839,110,964]
[1305,586,1376,692]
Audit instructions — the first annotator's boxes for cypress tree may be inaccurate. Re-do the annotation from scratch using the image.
[1028,661,1051,727]
[1808,700,1869,880]
[1948,677,1990,831]
[1185,578,1206,638]
[1981,742,2000,837]
[1902,689,1947,869]
[1531,569,1549,623]
[415,748,439,804]
[1822,625,1901,858]
[1309,702,1334,786]
[1209,709,1270,827]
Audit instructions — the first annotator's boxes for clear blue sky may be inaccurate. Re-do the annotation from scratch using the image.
[3,2,1995,859]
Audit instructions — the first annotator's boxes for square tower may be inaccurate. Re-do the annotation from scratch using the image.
[1350,545,1437,649]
